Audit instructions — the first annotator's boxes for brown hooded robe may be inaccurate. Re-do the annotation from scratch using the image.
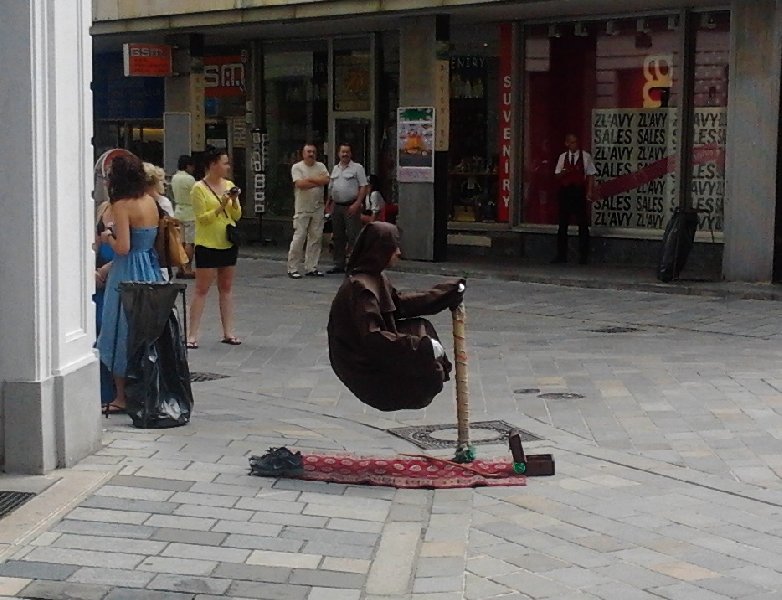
[327,222,465,411]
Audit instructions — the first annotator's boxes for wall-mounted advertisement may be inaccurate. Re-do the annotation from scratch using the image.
[397,107,435,183]
[591,107,725,231]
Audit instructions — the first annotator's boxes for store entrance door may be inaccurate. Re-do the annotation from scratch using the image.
[335,119,370,167]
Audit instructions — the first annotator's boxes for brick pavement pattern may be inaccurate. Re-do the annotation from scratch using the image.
[3,256,782,598]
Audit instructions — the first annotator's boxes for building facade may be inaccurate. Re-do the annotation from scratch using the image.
[91,1,782,280]
[90,0,782,282]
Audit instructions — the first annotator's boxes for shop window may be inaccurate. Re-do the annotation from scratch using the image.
[690,11,729,233]
[448,25,502,223]
[263,48,328,217]
[523,16,684,231]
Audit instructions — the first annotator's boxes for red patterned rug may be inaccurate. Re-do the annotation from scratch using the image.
[295,453,526,489]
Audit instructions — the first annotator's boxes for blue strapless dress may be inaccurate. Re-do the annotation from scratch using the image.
[97,227,162,376]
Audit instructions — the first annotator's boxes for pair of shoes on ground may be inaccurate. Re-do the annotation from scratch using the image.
[187,337,241,348]
[249,447,304,477]
[325,266,345,274]
[288,269,325,279]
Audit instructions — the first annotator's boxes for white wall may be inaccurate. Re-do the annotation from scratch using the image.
[0,0,101,473]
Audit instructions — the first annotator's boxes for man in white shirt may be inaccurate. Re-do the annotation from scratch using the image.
[553,133,597,264]
[171,155,196,278]
[287,143,330,279]
[326,143,368,274]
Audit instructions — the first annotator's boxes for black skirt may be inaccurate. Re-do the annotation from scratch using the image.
[194,244,238,269]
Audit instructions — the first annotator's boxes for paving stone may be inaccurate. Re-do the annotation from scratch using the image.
[107,476,193,492]
[104,588,196,600]
[52,533,166,555]
[0,577,29,596]
[52,520,155,539]
[227,580,311,600]
[211,562,291,583]
[23,547,143,569]
[412,576,463,594]
[161,542,250,563]
[19,580,111,600]
[0,561,78,581]
[246,550,321,569]
[320,557,372,574]
[95,485,177,502]
[150,528,227,546]
[172,503,255,521]
[302,540,373,560]
[288,568,365,588]
[66,507,151,525]
[280,525,378,547]
[67,566,155,588]
[137,556,218,576]
[211,520,283,537]
[79,495,178,515]
[147,573,231,595]
[222,533,303,552]
[308,588,361,600]
[144,515,216,531]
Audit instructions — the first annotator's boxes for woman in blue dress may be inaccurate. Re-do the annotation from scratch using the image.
[96,153,163,413]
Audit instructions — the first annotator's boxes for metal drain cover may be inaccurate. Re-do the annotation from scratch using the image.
[190,372,229,383]
[538,392,585,400]
[0,491,35,520]
[387,420,541,450]
[588,326,640,334]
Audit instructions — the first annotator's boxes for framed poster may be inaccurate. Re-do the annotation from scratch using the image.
[397,107,435,183]
[334,49,370,112]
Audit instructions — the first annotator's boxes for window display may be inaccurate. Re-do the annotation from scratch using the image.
[522,13,729,233]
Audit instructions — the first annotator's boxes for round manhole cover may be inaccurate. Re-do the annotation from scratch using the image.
[514,388,540,394]
[538,392,585,400]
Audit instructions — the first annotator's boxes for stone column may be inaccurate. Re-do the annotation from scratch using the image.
[398,16,449,261]
[0,0,101,473]
[723,0,782,280]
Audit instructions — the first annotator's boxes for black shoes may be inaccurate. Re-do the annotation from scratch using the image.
[326,266,345,274]
[249,447,304,477]
[306,269,325,277]
[287,271,302,279]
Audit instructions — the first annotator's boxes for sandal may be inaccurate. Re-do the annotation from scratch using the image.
[103,402,127,417]
[221,336,242,346]
[186,341,199,349]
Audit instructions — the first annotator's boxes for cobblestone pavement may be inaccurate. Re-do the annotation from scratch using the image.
[3,256,782,599]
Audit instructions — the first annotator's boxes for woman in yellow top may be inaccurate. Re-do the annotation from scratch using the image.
[188,146,243,347]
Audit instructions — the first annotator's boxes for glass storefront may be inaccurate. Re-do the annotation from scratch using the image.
[521,11,729,235]
[263,44,329,217]
[448,25,502,223]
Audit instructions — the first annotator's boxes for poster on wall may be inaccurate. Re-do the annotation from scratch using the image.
[397,107,435,183]
[591,108,678,230]
[334,50,370,112]
[591,107,726,232]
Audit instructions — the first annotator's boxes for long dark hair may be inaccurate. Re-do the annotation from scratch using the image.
[107,154,146,202]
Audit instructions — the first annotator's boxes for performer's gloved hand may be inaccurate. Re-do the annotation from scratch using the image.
[449,280,467,310]
[430,338,445,359]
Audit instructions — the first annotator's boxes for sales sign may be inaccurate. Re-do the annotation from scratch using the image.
[123,43,172,77]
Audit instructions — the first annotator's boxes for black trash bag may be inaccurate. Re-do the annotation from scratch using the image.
[657,207,699,283]
[120,282,193,428]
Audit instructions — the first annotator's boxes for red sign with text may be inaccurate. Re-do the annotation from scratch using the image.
[204,55,247,98]
[123,43,172,77]
[497,24,513,223]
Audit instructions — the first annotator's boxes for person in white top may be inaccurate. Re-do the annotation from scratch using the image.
[171,155,196,278]
[287,143,331,278]
[360,175,386,225]
[552,133,597,264]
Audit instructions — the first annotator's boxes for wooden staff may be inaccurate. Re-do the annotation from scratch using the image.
[451,284,474,463]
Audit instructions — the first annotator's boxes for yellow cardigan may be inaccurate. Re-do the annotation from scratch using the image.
[191,180,243,249]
